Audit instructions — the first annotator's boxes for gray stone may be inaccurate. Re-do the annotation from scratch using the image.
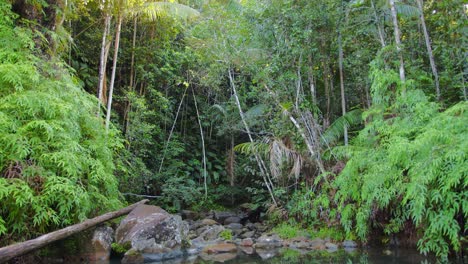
[224,216,241,225]
[241,231,255,239]
[90,226,113,261]
[225,223,243,230]
[200,252,237,263]
[240,238,254,247]
[325,242,338,251]
[213,211,236,223]
[202,243,237,254]
[255,233,283,248]
[342,240,358,248]
[181,210,199,220]
[309,238,326,250]
[121,249,144,264]
[142,249,184,262]
[256,248,280,259]
[115,205,189,253]
[194,225,225,242]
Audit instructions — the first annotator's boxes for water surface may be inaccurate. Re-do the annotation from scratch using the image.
[109,247,465,264]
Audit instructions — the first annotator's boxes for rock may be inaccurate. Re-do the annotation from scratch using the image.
[121,249,144,264]
[245,223,256,231]
[325,242,338,251]
[225,223,243,230]
[142,249,184,262]
[342,240,358,248]
[240,238,254,247]
[115,204,189,252]
[202,243,237,254]
[256,248,280,259]
[201,218,219,226]
[224,216,241,225]
[213,211,237,223]
[194,225,225,242]
[254,223,268,232]
[201,253,237,262]
[255,233,283,248]
[181,210,199,220]
[240,246,255,255]
[241,231,255,239]
[90,226,113,261]
[286,236,311,249]
[309,238,326,250]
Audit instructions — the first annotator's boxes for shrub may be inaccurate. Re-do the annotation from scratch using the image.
[0,2,122,244]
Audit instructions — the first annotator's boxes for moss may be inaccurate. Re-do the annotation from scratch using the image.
[111,241,132,254]
[219,229,233,240]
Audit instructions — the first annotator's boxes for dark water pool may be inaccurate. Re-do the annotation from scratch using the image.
[109,247,466,264]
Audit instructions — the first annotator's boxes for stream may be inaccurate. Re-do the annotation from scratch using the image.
[106,247,466,264]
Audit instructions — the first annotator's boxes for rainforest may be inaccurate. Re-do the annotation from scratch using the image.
[0,0,466,263]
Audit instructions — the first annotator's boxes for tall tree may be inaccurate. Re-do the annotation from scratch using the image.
[389,0,406,84]
[416,0,440,100]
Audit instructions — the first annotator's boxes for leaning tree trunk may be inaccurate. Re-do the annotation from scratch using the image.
[228,69,277,206]
[105,14,123,131]
[0,200,148,263]
[158,86,188,173]
[389,0,406,84]
[417,0,440,100]
[371,0,386,48]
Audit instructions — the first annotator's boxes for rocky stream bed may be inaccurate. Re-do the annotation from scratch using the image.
[86,204,360,264]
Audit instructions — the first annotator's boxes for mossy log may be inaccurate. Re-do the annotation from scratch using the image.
[0,199,148,263]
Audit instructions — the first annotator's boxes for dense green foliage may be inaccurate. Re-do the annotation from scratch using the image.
[0,1,121,243]
[335,75,467,256]
[0,0,466,259]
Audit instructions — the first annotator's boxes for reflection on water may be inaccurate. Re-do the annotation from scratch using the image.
[110,247,465,264]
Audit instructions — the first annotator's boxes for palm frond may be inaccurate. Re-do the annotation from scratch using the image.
[244,103,267,120]
[322,109,363,145]
[135,2,200,21]
[395,3,420,18]
[234,141,269,156]
[211,104,227,116]
[269,138,302,180]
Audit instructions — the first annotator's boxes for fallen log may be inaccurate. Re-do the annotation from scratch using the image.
[0,199,148,263]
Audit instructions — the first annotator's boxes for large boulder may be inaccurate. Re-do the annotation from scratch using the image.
[90,226,114,261]
[115,205,189,252]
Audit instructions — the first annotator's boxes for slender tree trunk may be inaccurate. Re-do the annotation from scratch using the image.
[389,0,406,84]
[338,31,348,145]
[158,87,188,173]
[295,55,303,111]
[323,62,331,128]
[307,55,317,105]
[192,88,208,199]
[129,16,138,89]
[106,14,123,131]
[417,0,440,100]
[124,17,138,137]
[228,69,277,206]
[228,136,235,186]
[97,14,111,115]
[371,0,386,48]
